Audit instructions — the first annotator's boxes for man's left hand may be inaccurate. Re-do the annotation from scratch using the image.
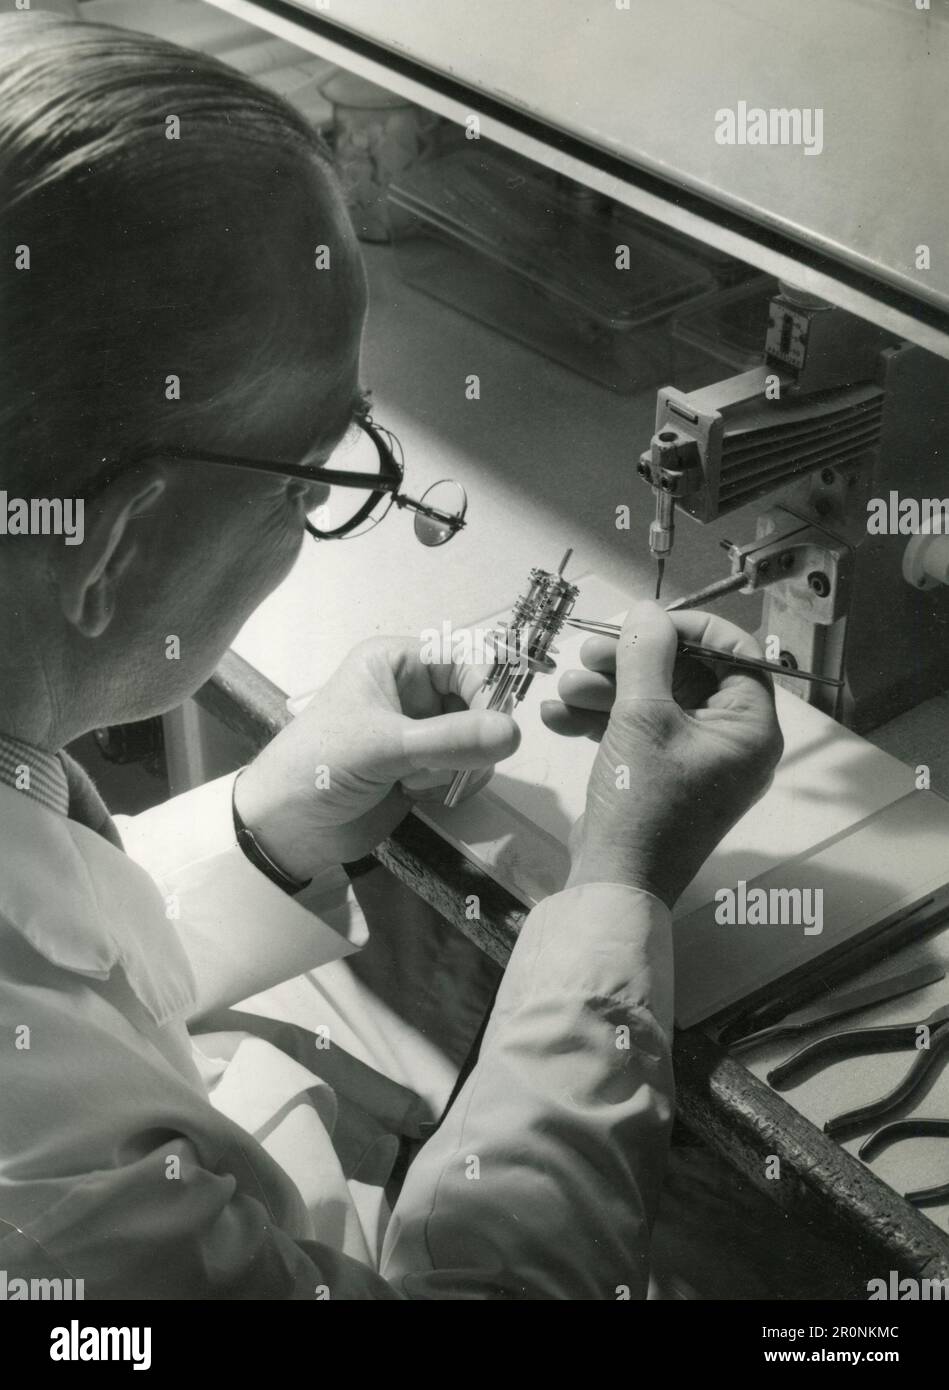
[233,637,520,881]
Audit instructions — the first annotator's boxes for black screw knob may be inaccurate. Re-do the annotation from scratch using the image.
[808,570,831,597]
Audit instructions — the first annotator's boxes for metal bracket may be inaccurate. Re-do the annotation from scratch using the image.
[725,508,854,624]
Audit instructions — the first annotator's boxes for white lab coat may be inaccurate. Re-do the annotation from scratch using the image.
[0,771,674,1298]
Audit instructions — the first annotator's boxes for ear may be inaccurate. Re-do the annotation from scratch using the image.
[60,471,166,638]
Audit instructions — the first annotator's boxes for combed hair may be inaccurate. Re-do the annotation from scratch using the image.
[0,13,351,493]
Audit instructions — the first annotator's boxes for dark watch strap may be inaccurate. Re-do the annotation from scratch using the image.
[232,771,312,896]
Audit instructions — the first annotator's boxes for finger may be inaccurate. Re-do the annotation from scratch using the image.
[667,608,765,661]
[556,667,615,712]
[671,657,719,710]
[403,765,494,801]
[699,674,776,718]
[540,699,608,741]
[613,599,679,701]
[578,634,620,675]
[425,652,496,709]
[401,768,454,793]
[569,628,707,711]
[395,708,521,777]
[667,608,775,711]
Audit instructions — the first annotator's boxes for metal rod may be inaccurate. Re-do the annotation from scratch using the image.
[664,572,749,611]
[444,662,524,809]
[444,768,473,809]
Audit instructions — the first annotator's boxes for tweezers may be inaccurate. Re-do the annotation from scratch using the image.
[565,618,843,688]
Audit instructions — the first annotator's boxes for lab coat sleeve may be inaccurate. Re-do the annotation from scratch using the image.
[1,1142,406,1302]
[115,771,369,1021]
[0,938,400,1301]
[381,882,675,1300]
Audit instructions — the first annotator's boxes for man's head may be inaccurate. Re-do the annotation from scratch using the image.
[0,13,367,747]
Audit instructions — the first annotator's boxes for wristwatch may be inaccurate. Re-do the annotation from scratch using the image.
[232,770,312,896]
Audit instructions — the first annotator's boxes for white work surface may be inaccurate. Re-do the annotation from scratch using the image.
[234,247,949,1234]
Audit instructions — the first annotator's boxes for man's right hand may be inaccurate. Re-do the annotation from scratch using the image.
[541,600,784,909]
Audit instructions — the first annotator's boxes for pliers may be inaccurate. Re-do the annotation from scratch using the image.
[767,1003,949,1139]
[858,1119,949,1206]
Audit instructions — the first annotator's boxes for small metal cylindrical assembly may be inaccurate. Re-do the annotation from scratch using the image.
[444,566,579,808]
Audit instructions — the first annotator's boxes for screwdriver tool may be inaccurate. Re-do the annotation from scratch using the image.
[564,617,844,688]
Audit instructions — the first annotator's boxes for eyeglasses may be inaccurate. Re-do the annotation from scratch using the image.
[140,415,468,547]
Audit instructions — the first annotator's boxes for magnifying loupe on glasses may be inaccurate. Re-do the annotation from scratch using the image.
[304,417,467,547]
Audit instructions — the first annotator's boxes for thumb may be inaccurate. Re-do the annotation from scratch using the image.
[614,600,679,701]
[378,708,521,780]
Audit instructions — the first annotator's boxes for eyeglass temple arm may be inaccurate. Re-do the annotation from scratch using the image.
[163,447,464,528]
[150,448,405,497]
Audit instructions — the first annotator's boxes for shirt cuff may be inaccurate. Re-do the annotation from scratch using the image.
[500,881,675,1038]
[115,772,369,1019]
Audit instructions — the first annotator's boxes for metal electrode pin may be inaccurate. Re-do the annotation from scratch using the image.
[443,557,579,809]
